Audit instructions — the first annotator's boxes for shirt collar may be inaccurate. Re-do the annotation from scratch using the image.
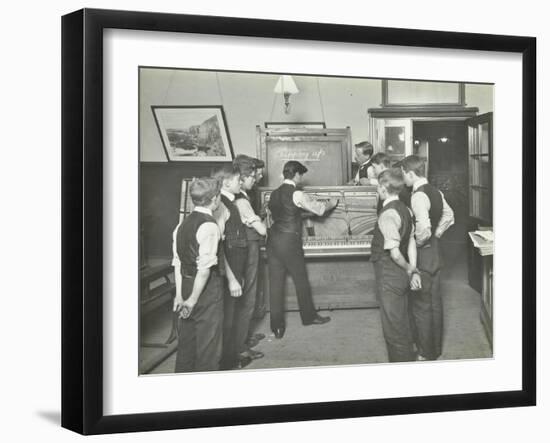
[382,195,399,207]
[240,190,249,199]
[360,159,371,167]
[193,206,213,216]
[412,177,428,192]
[283,179,296,187]
[221,189,235,201]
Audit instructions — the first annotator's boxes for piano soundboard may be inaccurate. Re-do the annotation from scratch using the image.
[261,185,378,258]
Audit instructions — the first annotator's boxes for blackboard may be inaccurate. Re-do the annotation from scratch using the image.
[257,127,352,187]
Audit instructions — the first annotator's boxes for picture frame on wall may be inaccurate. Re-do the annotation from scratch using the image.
[62,8,536,435]
[151,105,234,162]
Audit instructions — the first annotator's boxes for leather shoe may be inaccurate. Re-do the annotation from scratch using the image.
[235,355,252,369]
[245,332,266,348]
[241,349,264,360]
[303,315,331,326]
[272,327,285,339]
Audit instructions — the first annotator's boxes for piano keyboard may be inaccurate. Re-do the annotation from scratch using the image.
[302,235,372,257]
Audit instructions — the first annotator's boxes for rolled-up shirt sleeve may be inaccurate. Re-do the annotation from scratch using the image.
[292,190,327,216]
[171,221,182,268]
[435,192,455,238]
[195,221,220,271]
[378,208,402,250]
[235,198,261,226]
[411,192,432,246]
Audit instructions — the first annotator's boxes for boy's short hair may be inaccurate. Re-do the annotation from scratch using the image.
[234,154,265,169]
[233,155,257,178]
[401,155,426,177]
[189,177,221,207]
[371,152,391,167]
[355,141,373,157]
[378,168,405,195]
[283,161,308,179]
[211,163,240,183]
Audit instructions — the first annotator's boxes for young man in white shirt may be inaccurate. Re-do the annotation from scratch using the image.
[231,157,267,362]
[351,141,375,185]
[211,164,249,369]
[371,168,421,362]
[172,177,224,372]
[401,155,455,360]
[267,161,338,339]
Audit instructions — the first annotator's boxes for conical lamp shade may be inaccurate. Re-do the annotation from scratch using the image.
[273,75,299,94]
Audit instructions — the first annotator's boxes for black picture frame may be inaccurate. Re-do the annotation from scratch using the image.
[151,105,235,162]
[62,8,536,435]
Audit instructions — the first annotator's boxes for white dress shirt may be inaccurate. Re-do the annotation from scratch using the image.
[410,177,455,245]
[283,179,326,216]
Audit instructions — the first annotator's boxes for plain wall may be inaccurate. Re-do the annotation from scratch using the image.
[140,68,493,162]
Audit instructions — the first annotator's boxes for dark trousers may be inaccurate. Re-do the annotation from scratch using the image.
[233,240,260,353]
[175,271,223,372]
[409,270,443,360]
[267,231,316,330]
[374,256,415,362]
[221,246,248,369]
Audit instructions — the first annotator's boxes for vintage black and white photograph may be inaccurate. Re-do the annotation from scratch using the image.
[139,67,494,375]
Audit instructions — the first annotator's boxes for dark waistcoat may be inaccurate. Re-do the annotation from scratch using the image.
[415,183,443,235]
[220,193,248,249]
[371,199,412,263]
[268,183,302,236]
[176,211,217,276]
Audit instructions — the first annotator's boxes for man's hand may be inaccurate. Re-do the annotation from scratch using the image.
[326,198,339,211]
[228,279,242,298]
[358,177,371,185]
[179,297,197,319]
[410,273,422,291]
[173,295,184,313]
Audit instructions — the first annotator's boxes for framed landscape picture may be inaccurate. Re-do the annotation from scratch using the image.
[151,105,234,161]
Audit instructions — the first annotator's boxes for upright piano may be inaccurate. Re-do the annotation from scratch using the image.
[259,185,379,310]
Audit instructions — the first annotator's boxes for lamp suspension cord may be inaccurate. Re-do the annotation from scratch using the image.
[161,70,176,105]
[268,76,279,122]
[215,72,225,107]
[316,77,327,124]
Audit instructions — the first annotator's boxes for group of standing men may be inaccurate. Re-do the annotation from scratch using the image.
[171,141,454,373]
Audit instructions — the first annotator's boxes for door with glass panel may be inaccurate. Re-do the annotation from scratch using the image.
[466,113,493,225]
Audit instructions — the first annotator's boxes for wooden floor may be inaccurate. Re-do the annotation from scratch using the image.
[140,236,491,374]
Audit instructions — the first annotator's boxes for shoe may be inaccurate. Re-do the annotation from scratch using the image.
[303,315,331,326]
[245,332,266,348]
[241,349,264,360]
[272,327,285,339]
[235,355,252,369]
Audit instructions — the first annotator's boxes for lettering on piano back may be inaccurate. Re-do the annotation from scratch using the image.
[257,127,352,187]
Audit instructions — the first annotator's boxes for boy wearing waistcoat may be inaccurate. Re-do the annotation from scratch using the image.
[350,141,375,185]
[232,157,267,361]
[401,155,455,360]
[371,168,421,362]
[211,164,250,369]
[267,161,338,339]
[172,178,224,372]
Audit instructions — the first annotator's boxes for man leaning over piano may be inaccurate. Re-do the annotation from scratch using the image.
[266,160,338,339]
